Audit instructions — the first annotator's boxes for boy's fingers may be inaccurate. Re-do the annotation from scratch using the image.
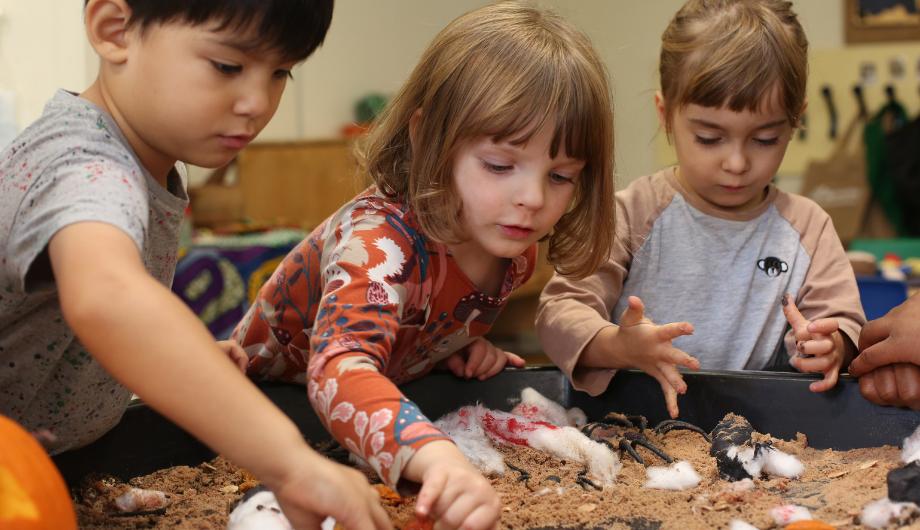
[657,364,688,394]
[849,339,899,376]
[651,371,680,418]
[792,353,834,374]
[657,321,694,341]
[464,342,488,378]
[858,372,882,404]
[619,296,646,327]
[479,354,506,380]
[781,293,811,341]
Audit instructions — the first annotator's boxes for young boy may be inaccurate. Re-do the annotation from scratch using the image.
[0,1,391,528]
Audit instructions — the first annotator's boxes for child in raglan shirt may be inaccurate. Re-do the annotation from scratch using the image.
[537,0,865,420]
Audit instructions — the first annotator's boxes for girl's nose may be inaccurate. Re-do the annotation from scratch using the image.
[515,174,546,210]
[722,145,749,174]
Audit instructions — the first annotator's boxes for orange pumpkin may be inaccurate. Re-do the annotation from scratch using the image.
[0,415,77,530]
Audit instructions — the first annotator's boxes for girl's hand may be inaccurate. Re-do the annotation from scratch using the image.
[272,451,393,530]
[612,296,698,418]
[413,444,501,530]
[781,294,851,392]
[441,338,526,381]
[217,339,248,373]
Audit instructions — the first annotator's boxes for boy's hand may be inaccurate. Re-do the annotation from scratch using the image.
[781,294,849,392]
[217,339,248,373]
[612,296,698,419]
[440,338,526,381]
[409,441,501,530]
[272,452,393,530]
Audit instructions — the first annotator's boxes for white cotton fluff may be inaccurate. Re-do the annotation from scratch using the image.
[435,406,505,476]
[321,517,336,530]
[514,387,584,427]
[228,490,292,530]
[528,425,621,486]
[761,447,804,478]
[644,460,701,490]
[728,520,760,530]
[901,424,920,464]
[727,445,765,478]
[861,497,918,528]
[769,504,811,525]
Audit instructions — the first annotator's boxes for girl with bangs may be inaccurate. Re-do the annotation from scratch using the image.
[232,2,614,528]
[538,0,864,420]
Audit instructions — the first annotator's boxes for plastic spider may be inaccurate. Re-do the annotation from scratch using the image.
[581,412,711,466]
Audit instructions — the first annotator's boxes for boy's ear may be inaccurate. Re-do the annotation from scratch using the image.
[84,0,133,64]
[408,108,423,152]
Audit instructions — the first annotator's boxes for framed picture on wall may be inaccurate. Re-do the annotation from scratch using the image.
[845,0,920,43]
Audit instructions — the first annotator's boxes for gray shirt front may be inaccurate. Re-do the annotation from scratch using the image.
[0,90,188,453]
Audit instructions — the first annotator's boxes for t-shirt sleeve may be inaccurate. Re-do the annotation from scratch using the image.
[536,175,671,395]
[306,209,450,488]
[779,195,866,358]
[6,148,148,292]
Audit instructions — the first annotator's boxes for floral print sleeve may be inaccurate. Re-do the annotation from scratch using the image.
[233,191,536,487]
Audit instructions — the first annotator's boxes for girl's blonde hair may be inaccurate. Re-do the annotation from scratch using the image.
[659,0,808,132]
[356,1,614,279]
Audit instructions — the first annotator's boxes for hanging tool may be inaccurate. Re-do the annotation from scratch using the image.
[820,85,837,139]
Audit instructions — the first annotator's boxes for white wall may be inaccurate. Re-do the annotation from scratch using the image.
[1,0,846,185]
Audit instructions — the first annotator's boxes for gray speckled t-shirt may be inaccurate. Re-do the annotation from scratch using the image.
[0,90,188,453]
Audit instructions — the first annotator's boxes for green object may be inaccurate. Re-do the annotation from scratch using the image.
[849,238,920,260]
[864,102,909,235]
[354,93,388,124]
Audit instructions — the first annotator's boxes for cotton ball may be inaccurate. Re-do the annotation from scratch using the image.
[644,461,701,490]
[769,504,811,525]
[515,387,573,426]
[860,497,917,529]
[436,405,505,475]
[901,424,920,464]
[761,447,804,478]
[228,489,292,530]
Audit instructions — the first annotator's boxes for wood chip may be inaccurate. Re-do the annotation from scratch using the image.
[858,460,878,470]
[200,462,217,472]
[827,470,848,478]
[220,485,239,494]
[577,503,597,513]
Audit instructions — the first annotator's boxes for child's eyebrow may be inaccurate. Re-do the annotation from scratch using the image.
[688,118,787,131]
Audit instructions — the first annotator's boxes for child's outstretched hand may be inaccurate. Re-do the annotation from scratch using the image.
[781,293,851,392]
[440,338,526,381]
[217,339,248,373]
[614,296,698,418]
[411,441,501,530]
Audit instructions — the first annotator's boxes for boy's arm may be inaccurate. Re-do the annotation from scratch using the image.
[50,221,319,492]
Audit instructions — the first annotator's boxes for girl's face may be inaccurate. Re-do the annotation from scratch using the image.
[657,93,795,211]
[449,122,582,285]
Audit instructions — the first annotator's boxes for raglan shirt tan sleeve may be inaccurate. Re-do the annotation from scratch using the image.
[774,193,866,358]
[535,172,677,395]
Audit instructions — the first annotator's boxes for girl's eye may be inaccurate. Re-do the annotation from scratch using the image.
[482,160,512,173]
[550,172,574,184]
[754,137,779,146]
[694,135,720,146]
[274,69,294,80]
[211,61,242,75]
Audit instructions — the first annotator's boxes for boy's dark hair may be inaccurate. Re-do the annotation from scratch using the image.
[84,0,334,62]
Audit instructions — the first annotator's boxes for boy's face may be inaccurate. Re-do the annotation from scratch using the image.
[449,122,581,280]
[110,21,297,177]
[660,95,794,212]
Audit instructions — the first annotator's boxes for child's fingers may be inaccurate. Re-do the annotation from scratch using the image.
[443,353,467,378]
[478,353,507,380]
[656,321,694,342]
[791,352,835,374]
[618,296,646,327]
[464,341,489,378]
[806,318,839,336]
[809,366,839,393]
[416,470,448,517]
[504,351,527,368]
[649,368,681,418]
[781,293,811,341]
[796,337,835,357]
[454,503,501,530]
[657,363,688,394]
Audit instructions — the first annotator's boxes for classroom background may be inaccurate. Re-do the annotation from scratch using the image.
[3,0,919,360]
